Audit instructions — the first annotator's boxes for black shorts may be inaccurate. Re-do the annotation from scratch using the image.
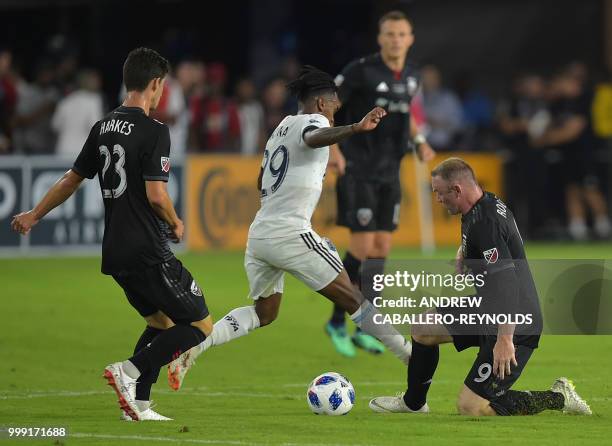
[336,173,401,232]
[112,257,209,324]
[457,335,533,401]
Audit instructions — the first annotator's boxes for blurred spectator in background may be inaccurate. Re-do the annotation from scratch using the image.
[234,77,264,155]
[261,77,290,137]
[190,62,240,152]
[51,69,103,157]
[0,48,17,153]
[150,73,188,157]
[455,72,494,150]
[13,61,59,154]
[531,70,610,240]
[420,64,463,150]
[497,73,550,235]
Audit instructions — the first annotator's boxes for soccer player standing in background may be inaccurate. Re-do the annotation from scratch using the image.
[11,48,212,421]
[326,11,436,357]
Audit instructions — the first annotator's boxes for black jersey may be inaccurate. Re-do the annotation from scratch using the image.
[461,192,542,348]
[335,53,420,180]
[72,106,174,274]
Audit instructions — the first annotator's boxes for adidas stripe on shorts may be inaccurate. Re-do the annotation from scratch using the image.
[244,230,343,299]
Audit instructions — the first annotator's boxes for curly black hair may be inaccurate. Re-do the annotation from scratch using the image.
[286,65,337,102]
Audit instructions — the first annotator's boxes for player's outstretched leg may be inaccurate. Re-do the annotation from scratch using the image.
[168,294,281,391]
[319,269,411,364]
[326,251,360,358]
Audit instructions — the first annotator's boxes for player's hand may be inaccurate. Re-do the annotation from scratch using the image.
[417,142,436,162]
[170,219,184,243]
[354,107,387,132]
[493,337,517,381]
[11,210,39,235]
[455,245,464,274]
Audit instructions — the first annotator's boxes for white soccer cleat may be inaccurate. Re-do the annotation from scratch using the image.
[120,409,173,421]
[369,392,430,414]
[551,377,592,415]
[103,362,140,421]
[168,347,197,391]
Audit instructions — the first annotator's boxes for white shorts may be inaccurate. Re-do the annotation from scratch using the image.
[244,230,343,299]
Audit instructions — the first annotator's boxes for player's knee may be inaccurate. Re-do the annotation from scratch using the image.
[411,333,439,346]
[191,316,213,337]
[456,396,491,416]
[145,312,174,330]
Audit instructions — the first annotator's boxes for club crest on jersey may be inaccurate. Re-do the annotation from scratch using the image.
[190,280,202,297]
[483,247,499,264]
[161,156,170,173]
[357,208,373,227]
[407,77,418,95]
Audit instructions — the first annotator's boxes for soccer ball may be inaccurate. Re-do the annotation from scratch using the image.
[306,372,355,415]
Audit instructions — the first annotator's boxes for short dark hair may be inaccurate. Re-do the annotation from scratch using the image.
[286,65,337,102]
[123,47,170,92]
[378,10,412,30]
[431,157,477,183]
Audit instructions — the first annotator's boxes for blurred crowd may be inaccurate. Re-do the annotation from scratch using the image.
[1,45,611,240]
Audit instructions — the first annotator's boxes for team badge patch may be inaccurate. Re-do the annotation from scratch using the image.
[356,208,373,227]
[483,247,499,264]
[323,237,337,252]
[190,280,203,297]
[161,156,170,173]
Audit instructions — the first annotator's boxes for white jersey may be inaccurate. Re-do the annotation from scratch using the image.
[248,113,330,239]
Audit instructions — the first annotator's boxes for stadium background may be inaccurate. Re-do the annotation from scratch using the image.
[1,1,612,445]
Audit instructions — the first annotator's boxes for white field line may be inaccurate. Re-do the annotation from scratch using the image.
[71,433,375,446]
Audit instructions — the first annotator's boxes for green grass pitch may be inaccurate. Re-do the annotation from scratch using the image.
[1,243,611,445]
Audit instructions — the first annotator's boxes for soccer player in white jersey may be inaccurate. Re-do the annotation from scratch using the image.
[167,66,412,390]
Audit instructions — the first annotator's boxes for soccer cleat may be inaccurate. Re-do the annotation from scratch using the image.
[325,323,356,358]
[120,409,173,421]
[551,377,592,415]
[168,347,197,391]
[103,362,140,421]
[369,392,430,414]
[352,330,386,354]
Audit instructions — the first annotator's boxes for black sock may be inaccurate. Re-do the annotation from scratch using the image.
[489,390,564,416]
[129,324,206,374]
[362,257,385,303]
[403,339,439,410]
[132,326,164,401]
[330,251,362,327]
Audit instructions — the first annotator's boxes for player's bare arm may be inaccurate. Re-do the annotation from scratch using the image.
[410,115,436,162]
[304,107,387,149]
[327,144,346,175]
[11,169,84,235]
[145,180,184,242]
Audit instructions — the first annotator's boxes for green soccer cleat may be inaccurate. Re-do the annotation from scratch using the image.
[325,323,356,357]
[352,330,386,354]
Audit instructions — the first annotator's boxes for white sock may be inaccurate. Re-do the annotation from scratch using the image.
[121,360,141,380]
[194,306,261,357]
[595,216,611,238]
[135,400,150,411]
[350,300,412,364]
[568,219,588,240]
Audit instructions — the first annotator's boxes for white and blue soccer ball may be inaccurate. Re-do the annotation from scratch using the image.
[306,372,355,415]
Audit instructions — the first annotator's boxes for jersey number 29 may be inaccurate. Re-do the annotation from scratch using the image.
[99,144,127,199]
[262,145,289,194]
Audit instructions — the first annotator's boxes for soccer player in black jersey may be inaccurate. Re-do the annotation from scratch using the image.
[326,10,436,357]
[11,48,212,421]
[369,157,591,416]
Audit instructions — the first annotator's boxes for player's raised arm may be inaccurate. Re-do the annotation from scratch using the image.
[11,169,84,235]
[304,107,387,148]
